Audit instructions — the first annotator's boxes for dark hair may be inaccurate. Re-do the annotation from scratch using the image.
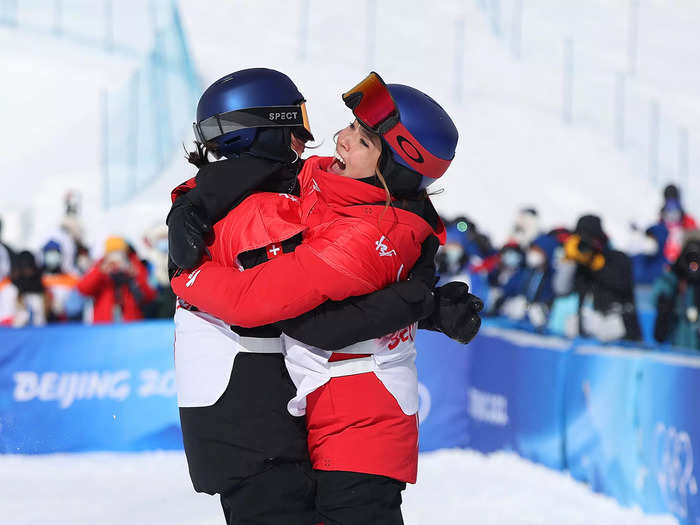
[184,141,216,169]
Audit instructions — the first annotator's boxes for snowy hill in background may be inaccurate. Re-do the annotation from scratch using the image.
[2,0,699,255]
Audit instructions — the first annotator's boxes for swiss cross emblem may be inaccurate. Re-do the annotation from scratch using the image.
[267,243,282,258]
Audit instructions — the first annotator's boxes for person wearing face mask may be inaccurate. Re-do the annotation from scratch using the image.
[40,240,84,323]
[653,230,700,350]
[487,242,524,313]
[661,198,697,263]
[0,250,48,327]
[141,224,176,319]
[658,184,697,264]
[558,214,641,342]
[77,236,155,323]
[492,233,559,329]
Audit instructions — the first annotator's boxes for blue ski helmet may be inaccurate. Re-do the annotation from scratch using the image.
[194,68,313,158]
[385,84,458,188]
[342,72,458,191]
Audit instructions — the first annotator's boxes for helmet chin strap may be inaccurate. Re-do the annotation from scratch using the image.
[245,127,298,164]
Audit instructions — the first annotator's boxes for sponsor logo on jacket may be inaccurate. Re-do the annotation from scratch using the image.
[375,235,396,257]
[185,269,201,288]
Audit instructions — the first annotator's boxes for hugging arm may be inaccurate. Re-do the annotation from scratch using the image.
[277,237,441,349]
[171,220,389,327]
[167,158,293,270]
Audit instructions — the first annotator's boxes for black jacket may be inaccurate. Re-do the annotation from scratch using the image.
[574,249,641,341]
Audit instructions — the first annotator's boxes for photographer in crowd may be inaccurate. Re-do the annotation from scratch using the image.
[555,214,641,342]
[653,230,700,349]
[77,236,155,323]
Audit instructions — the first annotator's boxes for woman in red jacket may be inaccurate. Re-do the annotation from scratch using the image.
[172,72,459,524]
[78,236,155,323]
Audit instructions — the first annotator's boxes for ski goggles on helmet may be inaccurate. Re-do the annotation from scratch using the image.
[194,103,312,143]
[342,72,451,181]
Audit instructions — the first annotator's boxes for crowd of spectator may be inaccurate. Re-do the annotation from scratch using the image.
[439,183,700,351]
[3,184,700,353]
[0,193,173,327]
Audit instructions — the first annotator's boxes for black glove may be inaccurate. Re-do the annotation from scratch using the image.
[409,235,439,288]
[422,281,483,344]
[166,196,213,270]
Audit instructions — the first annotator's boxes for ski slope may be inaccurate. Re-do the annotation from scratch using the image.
[3,0,699,253]
[0,449,677,525]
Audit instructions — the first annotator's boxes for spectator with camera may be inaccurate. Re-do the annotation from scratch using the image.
[653,230,700,350]
[556,214,641,342]
[77,236,155,323]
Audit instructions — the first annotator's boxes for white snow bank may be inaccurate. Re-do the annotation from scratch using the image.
[0,449,676,525]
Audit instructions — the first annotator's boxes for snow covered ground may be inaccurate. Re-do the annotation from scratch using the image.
[0,449,677,525]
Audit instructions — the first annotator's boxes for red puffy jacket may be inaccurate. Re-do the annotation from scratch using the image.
[78,253,156,323]
[171,156,443,327]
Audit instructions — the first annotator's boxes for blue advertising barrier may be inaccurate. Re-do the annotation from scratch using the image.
[461,327,569,470]
[636,352,700,522]
[563,345,643,504]
[1,319,699,523]
[0,321,180,453]
[415,330,471,451]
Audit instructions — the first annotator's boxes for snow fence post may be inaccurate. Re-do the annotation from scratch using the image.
[366,0,376,70]
[298,0,310,61]
[103,0,113,52]
[510,0,523,60]
[53,0,62,36]
[649,99,660,185]
[615,72,625,151]
[101,89,110,209]
[454,16,465,103]
[128,71,140,197]
[627,0,640,77]
[562,38,574,125]
[679,127,689,192]
[490,0,501,36]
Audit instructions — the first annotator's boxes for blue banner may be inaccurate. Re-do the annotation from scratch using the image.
[563,345,643,504]
[635,352,700,522]
[415,330,471,451]
[466,327,569,470]
[0,321,181,453]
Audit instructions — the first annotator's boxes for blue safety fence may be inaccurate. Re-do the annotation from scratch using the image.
[0,0,200,209]
[1,319,698,522]
[101,1,199,208]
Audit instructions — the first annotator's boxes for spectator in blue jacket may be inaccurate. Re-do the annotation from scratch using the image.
[491,233,559,329]
[631,223,669,285]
